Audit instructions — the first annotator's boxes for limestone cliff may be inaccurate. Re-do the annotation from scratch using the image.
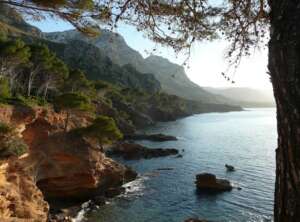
[0,156,49,221]
[0,105,137,221]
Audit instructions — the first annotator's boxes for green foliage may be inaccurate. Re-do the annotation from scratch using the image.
[64,69,96,97]
[0,95,42,107]
[105,90,126,103]
[46,39,161,93]
[28,44,54,70]
[54,93,93,112]
[0,31,7,42]
[0,78,10,98]
[0,38,31,64]
[0,122,11,135]
[94,80,110,90]
[65,69,87,91]
[0,137,28,157]
[0,123,27,158]
[18,95,48,106]
[75,115,123,145]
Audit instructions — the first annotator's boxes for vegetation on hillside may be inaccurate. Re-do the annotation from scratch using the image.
[73,115,123,150]
[0,30,222,138]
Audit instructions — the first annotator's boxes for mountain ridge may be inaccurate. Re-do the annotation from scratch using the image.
[45,29,228,104]
[204,87,275,107]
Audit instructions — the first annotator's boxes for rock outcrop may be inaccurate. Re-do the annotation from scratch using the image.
[107,142,179,160]
[0,157,49,221]
[124,133,177,142]
[195,173,232,192]
[0,105,137,220]
[33,132,136,200]
[225,164,235,172]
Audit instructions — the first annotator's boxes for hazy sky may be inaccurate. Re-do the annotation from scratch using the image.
[28,19,271,90]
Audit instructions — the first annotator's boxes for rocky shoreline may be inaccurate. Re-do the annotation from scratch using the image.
[0,104,240,221]
[107,142,179,160]
[0,105,139,221]
[0,104,189,221]
[124,133,178,142]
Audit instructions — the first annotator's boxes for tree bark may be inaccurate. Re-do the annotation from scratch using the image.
[269,1,300,221]
[64,111,70,132]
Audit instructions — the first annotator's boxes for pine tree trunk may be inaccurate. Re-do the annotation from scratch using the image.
[64,112,70,132]
[269,1,300,221]
[27,73,33,97]
[43,83,49,101]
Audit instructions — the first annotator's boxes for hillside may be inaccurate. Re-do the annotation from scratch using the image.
[42,38,161,93]
[0,5,42,37]
[142,55,227,103]
[46,30,228,104]
[204,87,275,107]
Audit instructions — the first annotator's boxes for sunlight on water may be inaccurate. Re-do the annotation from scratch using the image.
[87,108,277,222]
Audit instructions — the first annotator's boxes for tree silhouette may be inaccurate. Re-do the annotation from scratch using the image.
[26,44,53,97]
[54,93,92,131]
[77,115,123,151]
[0,37,30,93]
[65,69,90,93]
[38,57,69,100]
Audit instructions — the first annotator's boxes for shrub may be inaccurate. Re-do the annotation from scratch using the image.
[0,78,10,98]
[0,122,11,135]
[73,115,122,150]
[0,123,28,158]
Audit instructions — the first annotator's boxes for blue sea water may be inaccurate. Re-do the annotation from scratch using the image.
[86,108,277,222]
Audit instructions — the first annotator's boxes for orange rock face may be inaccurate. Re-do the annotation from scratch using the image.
[0,105,137,220]
[33,132,134,200]
[0,157,49,221]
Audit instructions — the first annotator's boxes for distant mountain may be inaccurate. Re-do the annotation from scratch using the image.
[46,29,146,69]
[43,39,161,93]
[204,87,275,107]
[141,55,227,103]
[46,30,228,104]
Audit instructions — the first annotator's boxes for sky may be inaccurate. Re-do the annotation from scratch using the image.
[28,18,272,90]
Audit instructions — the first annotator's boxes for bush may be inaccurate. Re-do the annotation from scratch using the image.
[0,78,10,98]
[94,80,110,90]
[72,115,122,148]
[0,123,28,158]
[0,122,11,135]
[54,93,93,112]
[0,137,28,157]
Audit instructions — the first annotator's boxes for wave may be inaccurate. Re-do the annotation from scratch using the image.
[120,175,149,198]
[72,200,91,222]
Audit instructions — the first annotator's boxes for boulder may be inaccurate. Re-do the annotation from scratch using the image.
[33,133,137,200]
[108,142,179,160]
[195,173,232,192]
[156,168,174,171]
[225,164,235,172]
[175,154,183,158]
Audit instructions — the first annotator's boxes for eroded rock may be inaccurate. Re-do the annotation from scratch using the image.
[108,142,179,160]
[124,133,177,142]
[195,173,232,192]
[0,157,49,221]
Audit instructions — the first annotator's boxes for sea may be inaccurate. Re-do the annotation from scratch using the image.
[85,108,277,222]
